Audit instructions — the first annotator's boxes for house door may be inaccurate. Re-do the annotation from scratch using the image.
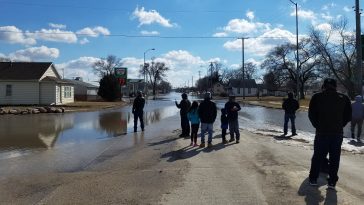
[56,85,61,104]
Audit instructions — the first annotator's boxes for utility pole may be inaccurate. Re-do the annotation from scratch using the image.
[209,62,214,92]
[289,0,300,100]
[192,76,193,88]
[355,0,362,96]
[239,38,246,99]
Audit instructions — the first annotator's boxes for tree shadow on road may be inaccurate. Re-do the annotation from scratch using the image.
[160,136,235,162]
[297,177,337,205]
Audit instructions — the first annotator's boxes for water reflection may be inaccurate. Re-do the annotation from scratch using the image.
[0,114,74,150]
[98,112,127,137]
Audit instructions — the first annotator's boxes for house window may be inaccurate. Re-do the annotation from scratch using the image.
[5,85,12,96]
[64,86,72,98]
[248,88,251,94]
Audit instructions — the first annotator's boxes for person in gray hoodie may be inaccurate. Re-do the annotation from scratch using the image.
[351,95,364,142]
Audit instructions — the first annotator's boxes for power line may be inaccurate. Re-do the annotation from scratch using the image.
[0,30,297,40]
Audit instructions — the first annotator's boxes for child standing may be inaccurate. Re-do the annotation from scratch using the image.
[187,101,200,146]
[221,108,229,144]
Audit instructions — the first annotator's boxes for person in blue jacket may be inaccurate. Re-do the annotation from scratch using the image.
[187,101,200,146]
[220,108,229,144]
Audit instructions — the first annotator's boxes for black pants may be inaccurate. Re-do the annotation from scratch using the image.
[309,135,343,184]
[191,124,199,143]
[221,128,227,141]
[133,111,144,132]
[181,114,190,136]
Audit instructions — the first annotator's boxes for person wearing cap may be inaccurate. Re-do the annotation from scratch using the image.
[351,95,364,142]
[308,78,351,190]
[175,93,191,137]
[198,92,217,148]
[224,95,241,143]
[282,92,299,136]
[132,91,145,132]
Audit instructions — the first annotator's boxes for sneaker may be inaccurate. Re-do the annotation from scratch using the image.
[222,140,228,144]
[351,133,355,139]
[236,140,240,144]
[309,179,318,186]
[327,182,336,190]
[199,143,205,148]
[229,138,235,142]
[207,143,212,148]
[190,142,193,146]
[193,143,198,147]
[292,133,297,136]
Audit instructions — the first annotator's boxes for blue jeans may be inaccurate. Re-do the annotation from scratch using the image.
[200,123,213,143]
[309,135,343,185]
[284,113,296,135]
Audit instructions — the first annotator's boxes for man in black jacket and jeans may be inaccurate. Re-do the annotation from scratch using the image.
[175,93,191,137]
[132,91,145,132]
[282,92,299,136]
[198,92,217,148]
[224,95,241,143]
[308,78,351,190]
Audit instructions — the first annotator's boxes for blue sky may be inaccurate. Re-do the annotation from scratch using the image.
[0,0,359,86]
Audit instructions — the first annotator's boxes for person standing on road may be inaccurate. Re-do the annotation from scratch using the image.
[132,91,146,132]
[282,92,299,136]
[224,95,241,143]
[308,78,351,190]
[175,93,191,137]
[351,95,364,142]
[220,108,229,144]
[198,92,217,148]
[187,101,200,147]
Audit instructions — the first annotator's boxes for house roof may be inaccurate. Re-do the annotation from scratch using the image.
[64,79,98,88]
[0,62,53,80]
[229,79,257,88]
[41,76,74,84]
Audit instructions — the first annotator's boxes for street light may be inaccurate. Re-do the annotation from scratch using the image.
[143,48,155,97]
[289,0,300,100]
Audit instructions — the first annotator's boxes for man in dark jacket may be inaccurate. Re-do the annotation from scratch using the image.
[198,92,217,147]
[282,92,299,136]
[308,78,351,190]
[224,95,241,143]
[132,91,145,132]
[175,93,191,137]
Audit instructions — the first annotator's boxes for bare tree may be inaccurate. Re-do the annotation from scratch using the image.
[93,55,122,77]
[139,61,169,98]
[261,38,319,99]
[310,18,356,98]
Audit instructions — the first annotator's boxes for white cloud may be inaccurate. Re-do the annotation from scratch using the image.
[291,8,316,21]
[213,32,228,37]
[315,23,332,32]
[8,46,59,61]
[321,12,334,21]
[246,11,255,20]
[224,28,296,56]
[49,23,66,29]
[322,3,336,11]
[343,6,351,12]
[79,38,90,45]
[56,56,101,83]
[27,28,78,43]
[223,18,271,34]
[132,6,176,27]
[140,30,160,36]
[0,26,36,45]
[76,26,110,37]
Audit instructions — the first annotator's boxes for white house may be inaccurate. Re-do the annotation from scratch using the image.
[0,62,74,105]
[228,79,258,97]
[66,77,99,101]
[212,82,226,96]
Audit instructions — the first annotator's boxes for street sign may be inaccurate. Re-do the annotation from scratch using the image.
[115,67,127,86]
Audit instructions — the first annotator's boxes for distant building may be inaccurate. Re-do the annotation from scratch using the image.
[228,79,258,97]
[121,79,145,97]
[65,77,99,101]
[212,82,227,96]
[0,62,74,105]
